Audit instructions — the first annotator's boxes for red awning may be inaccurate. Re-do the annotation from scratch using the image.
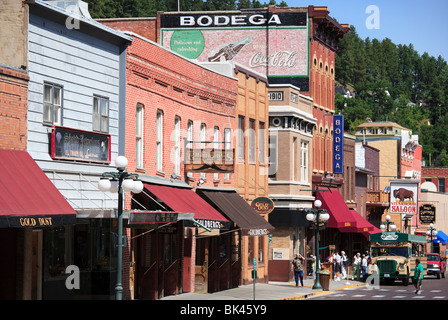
[143,183,229,229]
[315,187,357,232]
[349,210,381,238]
[0,149,76,228]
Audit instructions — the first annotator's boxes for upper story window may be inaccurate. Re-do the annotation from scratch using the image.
[238,116,245,163]
[156,110,163,172]
[136,103,144,169]
[93,95,109,133]
[248,119,256,163]
[43,82,62,125]
[174,116,181,175]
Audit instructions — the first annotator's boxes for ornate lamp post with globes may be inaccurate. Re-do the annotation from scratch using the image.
[98,156,143,300]
[380,215,396,232]
[306,199,330,290]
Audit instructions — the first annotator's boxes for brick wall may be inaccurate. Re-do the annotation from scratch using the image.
[0,66,29,151]
[124,35,237,187]
[99,18,158,42]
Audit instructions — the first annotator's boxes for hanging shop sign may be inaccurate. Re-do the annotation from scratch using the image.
[389,180,419,219]
[419,204,436,224]
[251,197,275,215]
[184,147,234,173]
[333,115,344,174]
[51,126,111,163]
[127,211,179,224]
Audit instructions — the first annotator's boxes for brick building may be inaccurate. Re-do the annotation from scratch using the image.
[0,65,29,151]
[355,122,422,233]
[422,167,448,193]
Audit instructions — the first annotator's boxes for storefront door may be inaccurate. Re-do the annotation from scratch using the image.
[135,230,158,300]
[195,237,209,293]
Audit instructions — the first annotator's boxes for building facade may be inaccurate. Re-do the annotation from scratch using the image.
[355,121,422,234]
[266,84,316,281]
[3,0,132,299]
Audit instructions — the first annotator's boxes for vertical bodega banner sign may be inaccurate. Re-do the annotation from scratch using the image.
[333,115,344,174]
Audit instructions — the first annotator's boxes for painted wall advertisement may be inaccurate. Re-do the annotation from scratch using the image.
[160,10,309,90]
[390,180,419,219]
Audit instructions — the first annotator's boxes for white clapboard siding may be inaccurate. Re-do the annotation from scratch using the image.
[27,11,127,213]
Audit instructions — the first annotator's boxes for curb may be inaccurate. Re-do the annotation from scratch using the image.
[276,283,367,300]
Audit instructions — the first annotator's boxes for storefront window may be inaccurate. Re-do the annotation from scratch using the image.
[43,227,72,281]
[42,226,73,299]
[74,219,117,271]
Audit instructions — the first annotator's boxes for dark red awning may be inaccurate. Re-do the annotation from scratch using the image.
[143,183,229,229]
[315,187,357,232]
[0,149,76,228]
[349,210,381,238]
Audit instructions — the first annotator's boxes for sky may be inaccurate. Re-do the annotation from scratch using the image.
[286,0,448,60]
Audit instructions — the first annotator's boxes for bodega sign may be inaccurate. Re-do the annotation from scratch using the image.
[333,115,344,174]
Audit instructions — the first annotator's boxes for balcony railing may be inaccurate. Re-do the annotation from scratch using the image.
[366,191,390,205]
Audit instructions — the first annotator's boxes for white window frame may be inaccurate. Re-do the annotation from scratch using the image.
[224,128,231,181]
[213,126,220,180]
[156,110,163,172]
[93,95,109,133]
[187,120,193,178]
[200,123,206,179]
[174,116,181,175]
[238,116,245,163]
[43,82,62,126]
[301,141,309,183]
[136,103,144,169]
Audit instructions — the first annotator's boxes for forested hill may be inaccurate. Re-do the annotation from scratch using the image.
[335,26,448,167]
[85,1,448,166]
[84,0,288,18]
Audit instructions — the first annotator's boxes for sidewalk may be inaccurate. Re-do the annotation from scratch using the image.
[160,278,367,300]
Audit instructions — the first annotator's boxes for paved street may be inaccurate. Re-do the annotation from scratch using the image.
[309,275,448,300]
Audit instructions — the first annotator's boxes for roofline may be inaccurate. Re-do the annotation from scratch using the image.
[31,0,133,44]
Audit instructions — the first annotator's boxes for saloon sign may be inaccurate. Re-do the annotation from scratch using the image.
[389,180,419,218]
[160,10,309,90]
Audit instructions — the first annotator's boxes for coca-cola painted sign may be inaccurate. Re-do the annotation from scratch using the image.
[160,10,309,90]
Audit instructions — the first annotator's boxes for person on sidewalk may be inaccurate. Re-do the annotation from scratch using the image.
[361,254,368,281]
[353,253,361,281]
[334,251,342,281]
[291,253,305,287]
[413,258,424,295]
[341,251,348,280]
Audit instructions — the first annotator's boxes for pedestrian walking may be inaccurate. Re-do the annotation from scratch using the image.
[311,255,317,280]
[341,251,348,280]
[334,251,342,281]
[291,253,305,287]
[413,258,424,295]
[361,254,368,281]
[353,253,361,281]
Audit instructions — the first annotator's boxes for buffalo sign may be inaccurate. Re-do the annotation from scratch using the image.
[389,180,419,219]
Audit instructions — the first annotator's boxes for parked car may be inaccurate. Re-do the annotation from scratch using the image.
[426,253,446,279]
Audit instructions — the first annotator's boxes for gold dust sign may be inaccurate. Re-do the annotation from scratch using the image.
[251,197,275,215]
[19,217,53,227]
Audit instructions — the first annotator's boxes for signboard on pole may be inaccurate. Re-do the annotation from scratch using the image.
[389,179,419,219]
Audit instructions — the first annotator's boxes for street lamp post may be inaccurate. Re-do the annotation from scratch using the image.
[380,215,397,232]
[426,223,437,253]
[306,199,330,290]
[98,156,143,300]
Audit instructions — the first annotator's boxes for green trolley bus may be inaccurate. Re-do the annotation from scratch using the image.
[368,232,427,286]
